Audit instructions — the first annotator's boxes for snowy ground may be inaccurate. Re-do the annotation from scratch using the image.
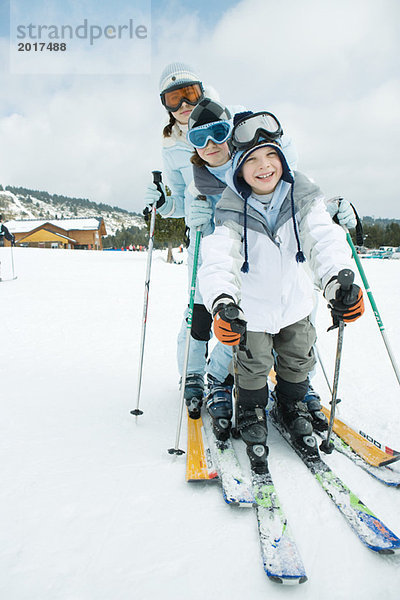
[1,247,400,600]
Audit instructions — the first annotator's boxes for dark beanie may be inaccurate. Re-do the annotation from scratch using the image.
[188,98,231,130]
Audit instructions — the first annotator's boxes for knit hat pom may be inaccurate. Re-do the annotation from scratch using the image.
[296,251,306,263]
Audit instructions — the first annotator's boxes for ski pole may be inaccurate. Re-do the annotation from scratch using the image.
[220,304,245,439]
[131,170,162,417]
[10,242,15,279]
[168,197,205,455]
[344,225,400,389]
[314,344,332,396]
[231,344,241,439]
[320,268,354,454]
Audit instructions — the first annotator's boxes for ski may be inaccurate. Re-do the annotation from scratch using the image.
[269,412,400,554]
[202,413,254,506]
[252,469,308,584]
[317,428,400,487]
[321,405,400,468]
[186,413,218,482]
[269,367,400,468]
[204,412,307,582]
[358,429,400,459]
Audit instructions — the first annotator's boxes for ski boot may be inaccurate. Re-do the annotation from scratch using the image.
[206,374,233,441]
[182,373,204,419]
[237,386,269,474]
[271,376,319,457]
[303,384,328,432]
[272,399,318,457]
[238,407,269,474]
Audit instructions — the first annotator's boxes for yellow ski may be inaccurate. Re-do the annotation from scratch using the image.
[186,414,218,482]
[321,405,395,467]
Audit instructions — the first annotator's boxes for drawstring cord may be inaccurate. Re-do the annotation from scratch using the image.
[290,186,305,263]
[241,197,249,273]
[241,182,305,272]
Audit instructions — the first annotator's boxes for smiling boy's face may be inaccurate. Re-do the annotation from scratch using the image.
[241,146,283,195]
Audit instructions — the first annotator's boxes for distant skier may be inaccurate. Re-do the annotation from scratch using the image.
[197,111,364,473]
[0,216,15,246]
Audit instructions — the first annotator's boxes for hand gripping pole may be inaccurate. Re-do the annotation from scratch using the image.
[320,269,353,454]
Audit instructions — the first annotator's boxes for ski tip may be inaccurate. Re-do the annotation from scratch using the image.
[268,574,308,585]
[378,454,400,467]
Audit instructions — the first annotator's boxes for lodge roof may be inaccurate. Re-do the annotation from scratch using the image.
[17,228,77,243]
[5,217,104,233]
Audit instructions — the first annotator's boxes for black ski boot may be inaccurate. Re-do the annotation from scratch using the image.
[206,374,233,441]
[272,376,318,457]
[237,386,269,474]
[182,373,204,419]
[303,384,328,432]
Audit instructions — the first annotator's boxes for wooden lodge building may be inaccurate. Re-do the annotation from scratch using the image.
[4,218,107,250]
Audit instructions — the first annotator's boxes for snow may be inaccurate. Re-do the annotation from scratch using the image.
[1,247,400,599]
[5,217,103,233]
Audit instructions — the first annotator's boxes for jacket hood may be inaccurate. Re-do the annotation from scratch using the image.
[230,142,294,200]
[224,143,304,273]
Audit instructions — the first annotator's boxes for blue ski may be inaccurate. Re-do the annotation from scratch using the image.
[269,411,400,554]
[203,414,254,506]
[204,414,308,583]
[252,470,308,584]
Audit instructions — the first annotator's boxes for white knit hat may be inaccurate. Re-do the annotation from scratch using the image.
[159,62,201,94]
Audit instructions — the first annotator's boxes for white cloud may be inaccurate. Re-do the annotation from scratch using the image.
[0,0,399,217]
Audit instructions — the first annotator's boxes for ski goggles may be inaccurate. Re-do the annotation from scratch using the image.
[232,111,283,149]
[187,120,233,148]
[160,82,204,112]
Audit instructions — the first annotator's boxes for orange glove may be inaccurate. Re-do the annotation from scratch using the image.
[213,300,246,346]
[325,277,365,323]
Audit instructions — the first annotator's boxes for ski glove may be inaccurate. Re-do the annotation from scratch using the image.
[212,297,247,346]
[324,275,364,323]
[326,197,356,229]
[143,182,174,218]
[187,197,213,232]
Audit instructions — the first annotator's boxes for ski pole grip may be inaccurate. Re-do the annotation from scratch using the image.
[337,268,354,291]
[152,170,163,195]
[152,170,162,184]
[224,304,240,322]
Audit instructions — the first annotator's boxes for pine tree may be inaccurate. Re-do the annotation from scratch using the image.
[149,214,186,262]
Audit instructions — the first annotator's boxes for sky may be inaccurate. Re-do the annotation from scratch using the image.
[0,0,399,218]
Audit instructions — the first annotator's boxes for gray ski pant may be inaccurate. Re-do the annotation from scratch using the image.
[233,316,317,390]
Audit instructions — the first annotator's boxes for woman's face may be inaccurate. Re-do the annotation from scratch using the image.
[172,102,194,125]
[196,140,230,167]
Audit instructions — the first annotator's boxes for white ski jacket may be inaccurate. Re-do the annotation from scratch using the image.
[198,171,353,333]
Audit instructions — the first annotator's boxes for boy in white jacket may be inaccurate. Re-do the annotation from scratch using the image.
[198,112,364,473]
